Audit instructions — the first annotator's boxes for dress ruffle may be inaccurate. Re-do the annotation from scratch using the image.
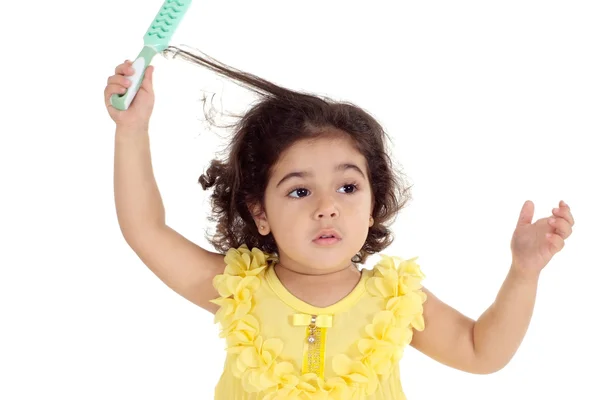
[211,246,427,399]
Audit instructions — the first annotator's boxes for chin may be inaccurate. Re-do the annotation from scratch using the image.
[301,245,357,269]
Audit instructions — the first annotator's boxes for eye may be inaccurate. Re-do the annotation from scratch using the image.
[288,187,310,198]
[337,183,358,194]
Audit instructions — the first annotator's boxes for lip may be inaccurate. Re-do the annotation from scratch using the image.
[312,228,342,241]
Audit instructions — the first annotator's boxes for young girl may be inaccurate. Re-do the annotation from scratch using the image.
[103,47,574,399]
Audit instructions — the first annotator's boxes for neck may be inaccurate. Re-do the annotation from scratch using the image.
[274,261,360,287]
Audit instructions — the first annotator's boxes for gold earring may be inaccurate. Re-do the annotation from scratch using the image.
[369,216,374,226]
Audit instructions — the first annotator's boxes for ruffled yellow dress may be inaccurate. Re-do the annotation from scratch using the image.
[211,245,427,400]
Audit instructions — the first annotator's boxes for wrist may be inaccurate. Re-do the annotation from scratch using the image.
[115,124,149,137]
[508,263,541,285]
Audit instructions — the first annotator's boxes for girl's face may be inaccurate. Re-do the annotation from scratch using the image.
[257,132,373,274]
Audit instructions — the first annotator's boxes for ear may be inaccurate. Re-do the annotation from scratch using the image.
[248,202,271,235]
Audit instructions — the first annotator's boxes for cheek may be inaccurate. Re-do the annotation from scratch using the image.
[265,197,300,229]
[270,209,307,249]
[342,193,372,215]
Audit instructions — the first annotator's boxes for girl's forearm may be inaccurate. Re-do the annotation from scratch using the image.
[114,126,166,236]
[472,267,539,373]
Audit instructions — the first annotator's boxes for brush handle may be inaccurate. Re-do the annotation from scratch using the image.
[110,46,158,111]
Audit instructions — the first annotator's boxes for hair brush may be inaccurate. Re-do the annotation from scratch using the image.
[110,0,193,110]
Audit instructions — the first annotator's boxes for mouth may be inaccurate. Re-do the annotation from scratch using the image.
[312,229,342,245]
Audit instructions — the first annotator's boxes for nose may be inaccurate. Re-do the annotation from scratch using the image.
[313,195,339,220]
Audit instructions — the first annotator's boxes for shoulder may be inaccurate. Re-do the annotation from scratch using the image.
[366,253,426,294]
[211,245,275,295]
[364,253,428,330]
[217,244,276,277]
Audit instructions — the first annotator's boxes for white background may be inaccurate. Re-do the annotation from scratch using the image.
[1,0,599,399]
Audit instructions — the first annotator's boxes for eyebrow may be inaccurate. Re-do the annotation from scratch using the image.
[275,163,367,188]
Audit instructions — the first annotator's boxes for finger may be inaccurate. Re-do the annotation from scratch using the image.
[552,207,574,226]
[140,65,154,93]
[104,83,128,105]
[547,231,565,252]
[545,232,565,254]
[549,217,572,239]
[114,61,135,76]
[107,74,132,88]
[517,200,534,226]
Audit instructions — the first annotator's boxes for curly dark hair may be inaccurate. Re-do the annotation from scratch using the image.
[165,46,412,264]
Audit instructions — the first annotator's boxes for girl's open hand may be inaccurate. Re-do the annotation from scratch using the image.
[510,200,574,280]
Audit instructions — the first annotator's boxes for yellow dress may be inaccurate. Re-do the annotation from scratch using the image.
[211,245,427,400]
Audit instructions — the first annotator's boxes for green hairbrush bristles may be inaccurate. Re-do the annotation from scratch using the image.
[110,0,193,111]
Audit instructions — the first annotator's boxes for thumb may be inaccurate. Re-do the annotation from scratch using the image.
[141,65,154,93]
[517,200,534,226]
